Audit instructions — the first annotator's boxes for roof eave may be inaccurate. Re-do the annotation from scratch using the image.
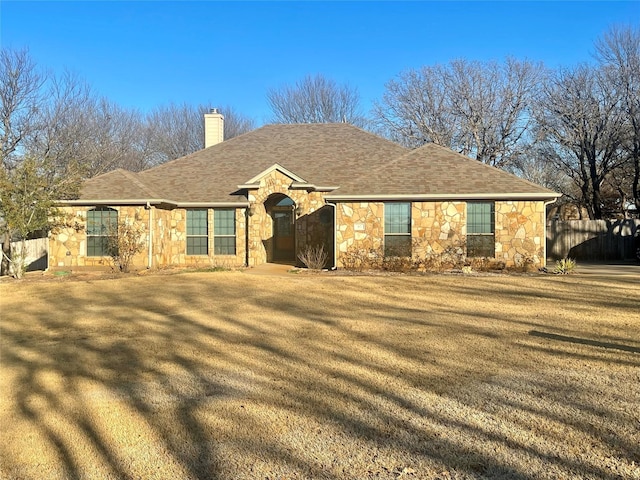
[57,199,250,208]
[324,192,562,201]
[238,182,339,192]
[174,201,249,208]
[57,198,175,206]
[290,182,340,192]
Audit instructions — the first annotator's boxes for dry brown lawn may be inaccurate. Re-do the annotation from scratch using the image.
[0,269,639,480]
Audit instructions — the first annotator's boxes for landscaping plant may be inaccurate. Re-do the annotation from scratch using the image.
[554,257,577,274]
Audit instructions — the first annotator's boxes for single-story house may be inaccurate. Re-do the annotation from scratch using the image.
[50,112,560,271]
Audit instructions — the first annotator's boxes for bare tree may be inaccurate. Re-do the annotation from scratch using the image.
[534,64,628,219]
[143,102,255,166]
[219,105,255,140]
[144,102,204,166]
[267,74,367,126]
[0,48,46,169]
[0,48,46,275]
[374,65,456,147]
[374,58,543,168]
[23,73,148,177]
[595,25,640,214]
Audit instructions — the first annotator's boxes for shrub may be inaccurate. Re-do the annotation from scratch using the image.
[107,220,146,273]
[298,244,329,270]
[554,257,577,275]
[415,243,467,273]
[514,252,536,273]
[341,246,383,271]
[381,255,413,272]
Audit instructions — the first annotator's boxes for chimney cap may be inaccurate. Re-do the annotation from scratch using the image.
[209,108,219,114]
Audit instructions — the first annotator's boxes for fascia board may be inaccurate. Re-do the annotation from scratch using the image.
[289,183,340,192]
[57,198,176,206]
[57,199,249,208]
[243,163,307,184]
[324,192,562,201]
[174,202,249,208]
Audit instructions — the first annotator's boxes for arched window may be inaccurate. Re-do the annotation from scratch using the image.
[87,207,117,256]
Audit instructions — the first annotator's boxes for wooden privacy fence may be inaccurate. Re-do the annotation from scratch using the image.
[9,237,49,273]
[546,219,640,261]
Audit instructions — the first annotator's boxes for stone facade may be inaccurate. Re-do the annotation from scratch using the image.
[411,201,467,258]
[49,205,246,271]
[335,202,384,256]
[50,206,150,270]
[334,200,546,268]
[50,196,548,271]
[246,168,332,267]
[495,201,546,267]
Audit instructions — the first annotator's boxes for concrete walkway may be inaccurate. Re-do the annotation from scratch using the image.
[575,262,640,280]
[243,263,298,277]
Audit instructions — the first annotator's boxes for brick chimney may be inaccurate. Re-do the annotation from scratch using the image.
[204,108,224,148]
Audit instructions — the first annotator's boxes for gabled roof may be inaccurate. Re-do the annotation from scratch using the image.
[79,169,160,202]
[68,123,559,205]
[327,143,559,200]
[239,163,308,187]
[136,123,407,203]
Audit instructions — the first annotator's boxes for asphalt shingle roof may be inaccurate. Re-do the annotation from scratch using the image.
[329,142,559,198]
[77,123,558,204]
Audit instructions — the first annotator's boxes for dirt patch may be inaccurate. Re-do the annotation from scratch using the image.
[1,271,638,479]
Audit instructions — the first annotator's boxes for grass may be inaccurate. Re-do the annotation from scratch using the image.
[1,270,639,479]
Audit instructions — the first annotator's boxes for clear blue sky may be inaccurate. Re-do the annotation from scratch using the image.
[2,1,638,124]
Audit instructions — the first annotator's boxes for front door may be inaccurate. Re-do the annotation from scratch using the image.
[273,208,295,261]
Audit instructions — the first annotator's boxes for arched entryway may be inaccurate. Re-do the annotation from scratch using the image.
[264,193,296,262]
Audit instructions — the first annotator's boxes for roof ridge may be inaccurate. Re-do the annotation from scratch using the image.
[118,169,161,198]
[422,143,557,193]
[344,141,414,188]
[335,141,558,197]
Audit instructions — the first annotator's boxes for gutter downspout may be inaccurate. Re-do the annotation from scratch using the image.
[325,202,338,270]
[543,198,558,268]
[245,206,250,267]
[147,202,153,269]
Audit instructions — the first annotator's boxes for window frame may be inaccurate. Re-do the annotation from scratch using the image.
[466,201,496,258]
[186,209,209,256]
[384,202,412,257]
[214,209,236,255]
[86,207,118,257]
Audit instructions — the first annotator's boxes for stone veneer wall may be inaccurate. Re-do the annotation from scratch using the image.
[49,205,246,270]
[246,169,328,267]
[50,198,547,270]
[49,206,150,270]
[411,201,466,258]
[153,207,246,268]
[335,202,384,260]
[335,200,547,268]
[495,200,546,267]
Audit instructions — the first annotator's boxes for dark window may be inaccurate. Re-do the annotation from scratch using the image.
[384,203,411,257]
[467,202,495,257]
[187,209,208,255]
[86,207,117,257]
[214,209,236,255]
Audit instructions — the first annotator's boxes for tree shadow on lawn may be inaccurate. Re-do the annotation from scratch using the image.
[529,330,640,354]
[0,272,638,479]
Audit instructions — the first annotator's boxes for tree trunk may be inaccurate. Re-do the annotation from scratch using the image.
[633,151,640,213]
[1,234,10,276]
